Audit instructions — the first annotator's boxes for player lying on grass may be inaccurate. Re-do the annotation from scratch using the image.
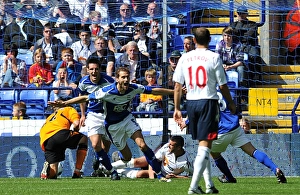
[178,91,287,184]
[40,105,88,179]
[48,67,175,176]
[98,136,195,182]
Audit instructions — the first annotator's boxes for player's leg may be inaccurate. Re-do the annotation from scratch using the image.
[240,142,287,183]
[67,131,88,178]
[131,130,161,173]
[112,156,147,169]
[187,100,218,194]
[202,157,219,194]
[210,131,237,183]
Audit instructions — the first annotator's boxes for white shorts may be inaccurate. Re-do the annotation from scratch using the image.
[86,112,108,139]
[106,114,141,150]
[211,126,249,153]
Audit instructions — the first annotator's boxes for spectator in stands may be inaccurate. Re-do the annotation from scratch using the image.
[215,26,245,86]
[12,101,30,119]
[3,2,44,51]
[52,0,82,41]
[34,0,56,26]
[64,0,91,26]
[52,67,73,101]
[91,0,110,27]
[167,50,184,111]
[115,41,152,84]
[182,36,195,53]
[108,3,136,52]
[88,11,107,41]
[131,0,152,18]
[55,48,83,86]
[229,5,265,87]
[133,21,157,63]
[89,36,116,76]
[28,48,54,87]
[239,118,251,134]
[283,0,300,65]
[1,43,27,88]
[136,68,162,118]
[33,23,64,71]
[70,26,96,69]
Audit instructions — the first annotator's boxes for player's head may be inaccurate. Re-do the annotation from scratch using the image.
[168,135,184,154]
[115,67,130,93]
[193,27,211,47]
[86,57,102,82]
[12,101,27,118]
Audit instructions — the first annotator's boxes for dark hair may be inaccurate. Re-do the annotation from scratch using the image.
[170,135,184,147]
[5,43,18,56]
[86,57,101,69]
[193,27,210,46]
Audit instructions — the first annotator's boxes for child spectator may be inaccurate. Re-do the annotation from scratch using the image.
[215,26,245,86]
[88,11,107,41]
[136,68,162,118]
[55,48,83,86]
[51,67,73,101]
[28,48,54,87]
[1,43,27,88]
[12,101,30,119]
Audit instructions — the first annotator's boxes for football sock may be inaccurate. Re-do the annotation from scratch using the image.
[75,147,87,170]
[143,147,161,173]
[253,149,277,174]
[190,146,210,190]
[203,156,214,189]
[214,155,235,181]
[96,149,113,171]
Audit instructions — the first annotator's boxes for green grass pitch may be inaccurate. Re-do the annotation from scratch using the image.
[0,177,299,195]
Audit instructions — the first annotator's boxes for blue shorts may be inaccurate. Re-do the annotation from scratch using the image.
[186,99,219,141]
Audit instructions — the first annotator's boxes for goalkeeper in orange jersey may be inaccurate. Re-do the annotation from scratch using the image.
[39,105,88,179]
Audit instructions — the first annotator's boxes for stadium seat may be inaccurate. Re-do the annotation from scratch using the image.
[19,90,49,119]
[209,34,223,51]
[0,90,16,116]
[167,17,179,36]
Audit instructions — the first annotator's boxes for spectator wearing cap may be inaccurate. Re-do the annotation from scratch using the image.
[3,2,44,51]
[167,50,185,111]
[70,26,96,76]
[229,5,265,87]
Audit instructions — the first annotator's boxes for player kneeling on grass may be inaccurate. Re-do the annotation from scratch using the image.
[39,104,88,179]
[99,136,193,182]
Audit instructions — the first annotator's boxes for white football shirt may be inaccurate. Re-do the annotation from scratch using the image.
[173,48,227,100]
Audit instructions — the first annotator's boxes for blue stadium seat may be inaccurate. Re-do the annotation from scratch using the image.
[168,17,179,36]
[0,90,16,116]
[209,34,223,51]
[226,70,239,88]
[19,90,49,119]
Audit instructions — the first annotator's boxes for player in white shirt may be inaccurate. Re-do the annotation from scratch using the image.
[100,136,192,180]
[173,27,236,194]
[49,67,174,175]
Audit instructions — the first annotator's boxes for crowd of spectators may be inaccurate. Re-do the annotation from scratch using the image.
[0,2,266,118]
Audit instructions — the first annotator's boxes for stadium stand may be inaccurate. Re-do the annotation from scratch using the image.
[0,89,16,117]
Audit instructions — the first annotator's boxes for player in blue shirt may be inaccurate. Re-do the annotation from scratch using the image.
[49,67,174,175]
[179,91,287,184]
[77,57,119,180]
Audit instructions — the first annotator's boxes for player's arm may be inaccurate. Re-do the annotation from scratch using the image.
[72,119,80,132]
[65,95,89,105]
[173,82,183,125]
[219,84,236,114]
[151,88,173,96]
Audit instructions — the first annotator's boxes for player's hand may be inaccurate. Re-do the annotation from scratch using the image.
[178,120,187,130]
[228,102,237,114]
